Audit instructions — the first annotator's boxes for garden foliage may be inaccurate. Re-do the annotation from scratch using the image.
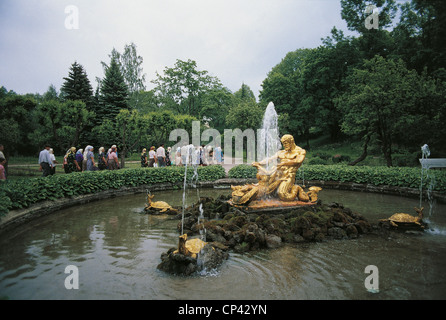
[228,164,446,191]
[0,165,226,216]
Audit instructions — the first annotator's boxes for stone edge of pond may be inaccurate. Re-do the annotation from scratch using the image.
[1,178,444,234]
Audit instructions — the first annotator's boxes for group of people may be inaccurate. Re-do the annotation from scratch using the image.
[173,145,223,167]
[140,144,170,168]
[38,144,120,177]
[140,144,224,168]
[2,142,225,179]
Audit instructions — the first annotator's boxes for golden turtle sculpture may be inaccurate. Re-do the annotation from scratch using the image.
[144,193,178,214]
[380,207,425,229]
[173,234,207,259]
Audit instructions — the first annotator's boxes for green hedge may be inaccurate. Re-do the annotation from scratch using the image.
[0,165,226,216]
[228,164,446,191]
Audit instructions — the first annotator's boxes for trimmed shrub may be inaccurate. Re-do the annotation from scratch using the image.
[0,165,226,216]
[228,164,446,191]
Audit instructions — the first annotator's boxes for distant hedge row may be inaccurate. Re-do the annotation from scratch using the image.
[0,165,226,216]
[228,164,446,191]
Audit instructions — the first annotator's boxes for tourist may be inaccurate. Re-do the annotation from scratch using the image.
[141,148,148,167]
[0,157,6,180]
[156,144,166,167]
[148,146,156,167]
[208,146,214,165]
[98,147,107,170]
[166,147,172,166]
[0,144,5,177]
[215,146,223,164]
[111,145,118,158]
[199,145,205,166]
[86,146,96,171]
[38,144,53,177]
[65,147,80,173]
[195,146,201,165]
[175,147,182,166]
[75,149,83,171]
[49,148,57,175]
[82,146,91,171]
[107,146,119,170]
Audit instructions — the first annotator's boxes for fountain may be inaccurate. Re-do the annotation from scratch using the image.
[419,144,446,232]
[229,102,322,212]
[156,144,229,275]
[257,102,281,172]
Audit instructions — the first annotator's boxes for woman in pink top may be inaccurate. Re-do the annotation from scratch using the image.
[0,157,6,180]
[107,147,120,170]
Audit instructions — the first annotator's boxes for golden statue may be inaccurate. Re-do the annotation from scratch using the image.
[231,134,322,206]
[174,234,207,259]
[144,192,179,214]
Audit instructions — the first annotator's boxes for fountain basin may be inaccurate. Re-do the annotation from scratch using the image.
[1,189,446,300]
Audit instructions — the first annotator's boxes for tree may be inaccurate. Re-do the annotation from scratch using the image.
[392,0,446,77]
[43,85,60,101]
[340,0,398,34]
[225,100,263,131]
[0,90,36,156]
[98,58,129,122]
[301,29,361,141]
[200,87,233,133]
[101,43,148,110]
[335,56,445,166]
[152,59,222,116]
[233,83,256,103]
[93,109,145,168]
[259,49,313,145]
[29,100,94,153]
[340,0,398,61]
[60,61,94,108]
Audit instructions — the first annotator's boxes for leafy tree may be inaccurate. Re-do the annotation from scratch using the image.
[98,57,129,122]
[152,59,222,116]
[259,48,313,145]
[233,83,256,103]
[93,109,145,168]
[200,87,234,132]
[301,28,361,141]
[340,0,398,33]
[43,85,60,101]
[335,55,446,166]
[225,100,263,131]
[392,0,446,77]
[341,0,398,61]
[133,90,159,114]
[0,90,36,156]
[143,110,179,147]
[29,100,94,153]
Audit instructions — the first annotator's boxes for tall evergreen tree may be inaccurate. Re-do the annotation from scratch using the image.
[61,61,94,108]
[98,58,129,122]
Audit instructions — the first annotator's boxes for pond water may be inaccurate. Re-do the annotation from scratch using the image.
[0,188,445,300]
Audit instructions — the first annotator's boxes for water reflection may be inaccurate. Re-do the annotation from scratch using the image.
[0,188,445,300]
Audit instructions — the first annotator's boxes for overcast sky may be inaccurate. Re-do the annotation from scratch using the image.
[0,0,356,98]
